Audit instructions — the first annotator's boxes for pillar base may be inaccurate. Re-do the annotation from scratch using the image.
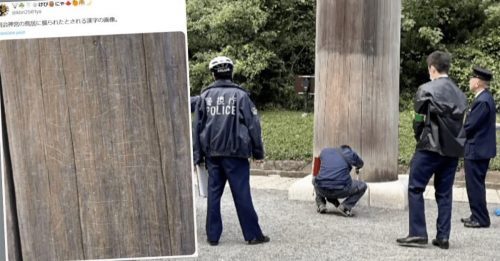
[288,174,408,210]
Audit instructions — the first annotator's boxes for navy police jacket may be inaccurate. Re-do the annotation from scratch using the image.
[464,89,497,160]
[315,147,364,189]
[193,80,264,164]
[190,95,200,113]
[414,77,467,157]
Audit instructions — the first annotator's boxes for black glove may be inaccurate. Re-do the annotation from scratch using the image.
[412,120,424,141]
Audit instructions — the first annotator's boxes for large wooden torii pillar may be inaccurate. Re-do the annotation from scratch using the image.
[314,0,401,182]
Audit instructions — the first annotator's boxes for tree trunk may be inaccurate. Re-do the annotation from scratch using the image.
[0,32,195,260]
[314,0,401,182]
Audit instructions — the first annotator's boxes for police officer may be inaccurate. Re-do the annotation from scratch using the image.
[397,51,467,250]
[313,145,366,217]
[462,67,496,228]
[192,56,270,246]
[190,95,200,113]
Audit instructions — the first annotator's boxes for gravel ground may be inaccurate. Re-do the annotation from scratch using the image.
[173,188,500,261]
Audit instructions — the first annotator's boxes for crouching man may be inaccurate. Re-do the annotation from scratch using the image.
[313,145,367,217]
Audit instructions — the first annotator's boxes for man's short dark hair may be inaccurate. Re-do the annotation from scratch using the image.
[213,71,233,80]
[426,51,451,74]
[340,145,351,150]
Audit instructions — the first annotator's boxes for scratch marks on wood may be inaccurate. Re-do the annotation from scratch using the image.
[0,32,195,260]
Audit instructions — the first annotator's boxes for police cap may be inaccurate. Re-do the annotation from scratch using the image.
[472,66,493,81]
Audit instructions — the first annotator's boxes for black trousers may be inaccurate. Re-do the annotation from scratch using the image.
[408,150,458,240]
[205,157,263,242]
[464,158,491,226]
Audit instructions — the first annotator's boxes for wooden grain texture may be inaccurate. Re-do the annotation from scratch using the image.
[314,0,401,182]
[0,39,58,261]
[0,32,195,260]
[1,83,22,261]
[143,32,195,256]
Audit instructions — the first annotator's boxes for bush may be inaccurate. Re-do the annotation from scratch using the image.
[398,110,417,167]
[491,114,500,170]
[400,0,500,110]
[451,44,500,111]
[260,110,313,160]
[187,0,315,109]
[260,110,500,171]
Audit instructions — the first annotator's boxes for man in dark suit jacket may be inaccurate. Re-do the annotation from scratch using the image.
[397,51,467,250]
[462,66,497,228]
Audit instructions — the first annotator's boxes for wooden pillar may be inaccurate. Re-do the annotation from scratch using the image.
[1,93,22,261]
[314,0,401,182]
[0,32,195,260]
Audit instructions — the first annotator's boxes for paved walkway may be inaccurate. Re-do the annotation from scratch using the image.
[171,175,500,261]
[249,174,299,190]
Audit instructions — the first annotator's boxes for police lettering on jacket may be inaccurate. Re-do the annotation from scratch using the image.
[205,96,237,116]
[192,80,265,165]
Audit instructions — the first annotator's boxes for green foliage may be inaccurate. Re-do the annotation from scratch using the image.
[447,1,500,107]
[260,110,418,165]
[492,148,500,171]
[261,110,500,171]
[398,110,417,167]
[450,45,500,106]
[187,0,270,94]
[399,91,415,111]
[493,114,500,170]
[187,0,315,108]
[417,26,444,46]
[189,0,499,110]
[400,0,500,110]
[260,110,313,160]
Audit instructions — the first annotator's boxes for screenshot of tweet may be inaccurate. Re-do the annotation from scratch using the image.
[0,1,196,260]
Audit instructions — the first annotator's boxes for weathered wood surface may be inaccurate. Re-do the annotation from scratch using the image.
[0,32,195,260]
[314,0,401,182]
[1,87,22,261]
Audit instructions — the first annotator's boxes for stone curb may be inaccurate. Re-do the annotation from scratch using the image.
[251,169,309,178]
[251,160,500,190]
[250,160,310,178]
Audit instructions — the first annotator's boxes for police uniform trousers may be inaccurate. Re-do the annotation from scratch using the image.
[408,150,458,240]
[205,157,263,242]
[464,159,491,226]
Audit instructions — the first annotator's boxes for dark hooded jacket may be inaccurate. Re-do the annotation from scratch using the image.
[413,77,467,157]
[193,80,264,164]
